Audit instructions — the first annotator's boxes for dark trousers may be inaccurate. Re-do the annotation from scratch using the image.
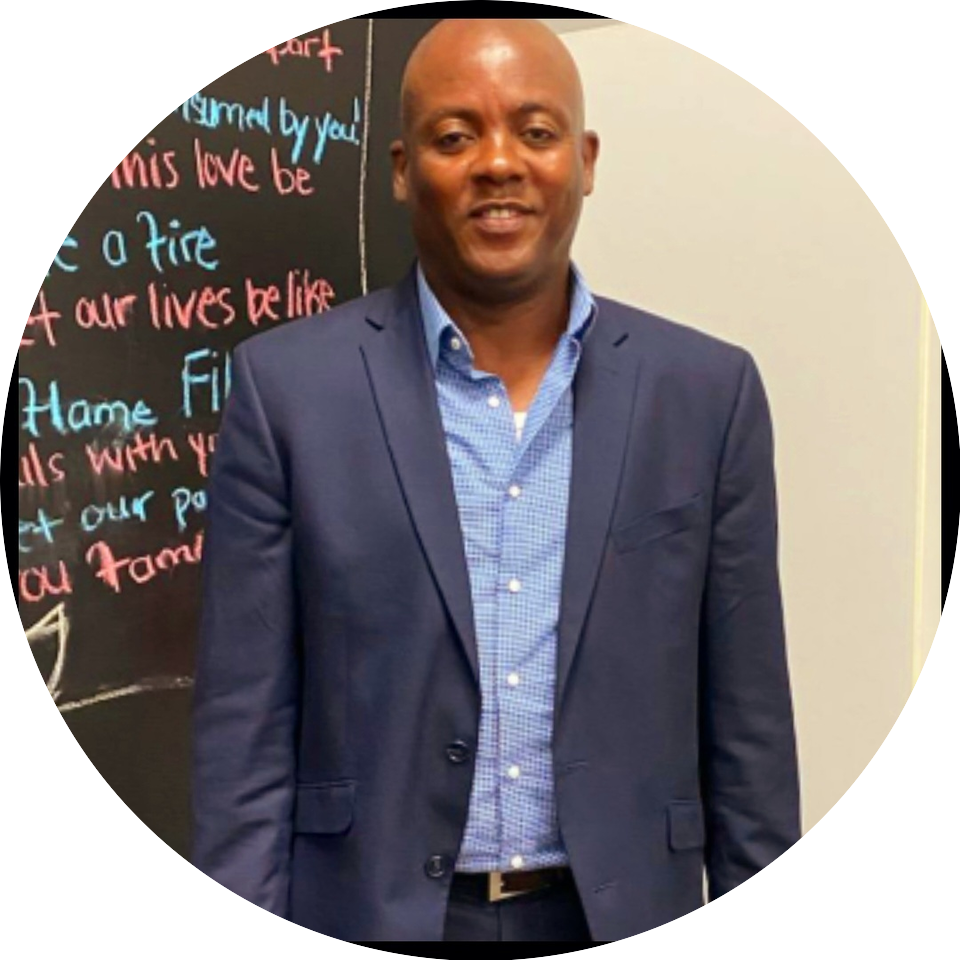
[442,871,594,944]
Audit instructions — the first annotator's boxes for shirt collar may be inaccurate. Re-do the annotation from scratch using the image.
[416,260,597,371]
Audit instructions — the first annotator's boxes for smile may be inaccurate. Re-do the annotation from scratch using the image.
[479,208,524,220]
[471,207,531,234]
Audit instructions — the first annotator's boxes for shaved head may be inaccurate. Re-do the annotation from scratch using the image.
[400,19,587,140]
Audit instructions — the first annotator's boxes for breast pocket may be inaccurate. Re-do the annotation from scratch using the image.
[611,493,705,554]
[293,781,356,835]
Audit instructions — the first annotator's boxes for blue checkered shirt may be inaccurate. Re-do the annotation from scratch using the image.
[416,261,597,873]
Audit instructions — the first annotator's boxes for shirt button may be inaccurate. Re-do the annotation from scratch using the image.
[507,765,521,780]
[508,579,522,594]
[488,395,502,409]
[450,337,463,351]
[510,855,525,870]
[424,855,449,879]
[445,741,471,764]
[508,485,522,499]
[507,673,521,688]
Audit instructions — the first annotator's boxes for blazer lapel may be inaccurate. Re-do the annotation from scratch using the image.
[359,268,480,686]
[556,303,640,710]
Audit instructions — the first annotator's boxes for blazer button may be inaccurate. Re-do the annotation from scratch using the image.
[424,855,449,879]
[445,740,471,764]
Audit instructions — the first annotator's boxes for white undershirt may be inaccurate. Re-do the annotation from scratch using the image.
[513,411,528,441]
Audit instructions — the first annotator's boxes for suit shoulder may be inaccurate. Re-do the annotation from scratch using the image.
[596,294,752,380]
[233,285,392,368]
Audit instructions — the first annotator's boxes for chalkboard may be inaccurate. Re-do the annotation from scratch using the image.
[15,17,439,857]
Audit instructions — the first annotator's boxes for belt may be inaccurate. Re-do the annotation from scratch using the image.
[452,866,573,903]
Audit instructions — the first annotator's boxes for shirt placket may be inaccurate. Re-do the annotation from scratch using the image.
[448,337,518,869]
[442,321,585,872]
[496,426,531,870]
[493,336,580,870]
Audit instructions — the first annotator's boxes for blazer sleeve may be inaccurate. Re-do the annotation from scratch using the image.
[191,340,299,917]
[699,349,801,900]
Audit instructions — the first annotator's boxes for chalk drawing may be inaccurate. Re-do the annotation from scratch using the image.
[25,603,194,712]
[25,602,70,702]
[58,676,194,714]
[358,17,374,295]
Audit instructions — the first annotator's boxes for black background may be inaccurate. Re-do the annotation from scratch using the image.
[10,15,440,858]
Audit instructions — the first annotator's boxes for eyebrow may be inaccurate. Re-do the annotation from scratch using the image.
[419,101,567,129]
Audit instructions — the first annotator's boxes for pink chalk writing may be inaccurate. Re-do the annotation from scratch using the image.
[193,139,261,192]
[186,432,217,479]
[147,282,236,330]
[86,532,204,593]
[266,30,344,72]
[23,290,61,348]
[288,269,335,317]
[270,148,314,195]
[85,433,180,476]
[110,139,181,190]
[244,269,335,324]
[18,443,67,488]
[75,292,137,331]
[19,561,73,605]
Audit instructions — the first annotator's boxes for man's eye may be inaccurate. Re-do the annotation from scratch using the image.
[524,127,557,143]
[437,132,469,149]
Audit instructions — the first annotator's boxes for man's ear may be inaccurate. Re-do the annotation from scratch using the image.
[390,139,408,204]
[582,130,600,197]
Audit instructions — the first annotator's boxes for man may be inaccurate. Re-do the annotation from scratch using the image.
[192,18,801,945]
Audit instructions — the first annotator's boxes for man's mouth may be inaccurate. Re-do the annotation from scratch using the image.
[470,204,533,233]
[471,202,533,220]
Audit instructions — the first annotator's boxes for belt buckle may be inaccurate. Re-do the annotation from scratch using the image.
[488,870,528,903]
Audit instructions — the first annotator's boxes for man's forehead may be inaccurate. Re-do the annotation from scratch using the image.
[401,20,583,130]
[405,20,569,77]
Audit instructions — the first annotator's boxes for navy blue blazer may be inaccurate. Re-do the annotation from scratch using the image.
[192,264,801,942]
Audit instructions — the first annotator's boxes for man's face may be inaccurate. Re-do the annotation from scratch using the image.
[391,23,599,300]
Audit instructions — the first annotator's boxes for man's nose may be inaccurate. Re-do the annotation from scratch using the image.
[473,132,525,182]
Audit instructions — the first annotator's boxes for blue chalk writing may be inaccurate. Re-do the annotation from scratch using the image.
[178,92,361,167]
[19,508,65,553]
[102,228,129,268]
[137,210,219,274]
[278,97,362,166]
[181,348,232,419]
[79,492,155,533]
[171,487,208,532]
[19,377,158,439]
[49,235,79,276]
[180,92,272,134]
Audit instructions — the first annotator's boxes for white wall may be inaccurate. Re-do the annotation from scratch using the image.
[558,22,942,832]
[539,19,619,35]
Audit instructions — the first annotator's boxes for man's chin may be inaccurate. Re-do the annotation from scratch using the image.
[463,255,541,290]
[424,249,563,302]
[465,268,541,304]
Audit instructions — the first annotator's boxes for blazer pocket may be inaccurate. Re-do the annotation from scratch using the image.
[294,781,356,835]
[667,800,705,851]
[612,493,705,554]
